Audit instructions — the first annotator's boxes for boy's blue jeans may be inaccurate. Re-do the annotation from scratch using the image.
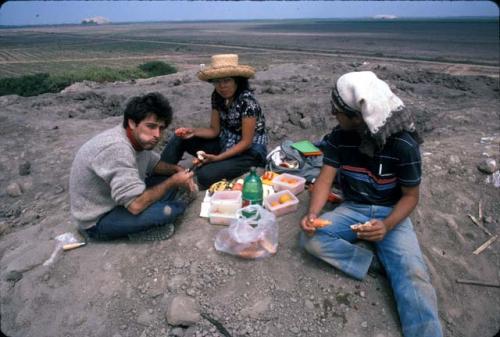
[86,177,186,240]
[300,202,443,337]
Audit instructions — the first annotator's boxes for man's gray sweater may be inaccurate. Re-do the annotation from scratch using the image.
[69,125,159,229]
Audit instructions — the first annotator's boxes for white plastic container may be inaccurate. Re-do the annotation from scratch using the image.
[271,173,306,195]
[209,212,239,226]
[264,190,299,216]
[209,190,242,225]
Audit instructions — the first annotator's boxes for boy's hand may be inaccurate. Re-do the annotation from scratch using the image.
[351,219,388,241]
[300,214,318,236]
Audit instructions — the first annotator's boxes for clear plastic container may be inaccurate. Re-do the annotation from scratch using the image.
[209,212,239,226]
[271,173,306,195]
[210,190,242,213]
[264,190,299,216]
[209,190,242,225]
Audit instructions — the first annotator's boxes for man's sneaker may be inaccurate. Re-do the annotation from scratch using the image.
[176,187,198,205]
[368,254,386,277]
[128,223,175,242]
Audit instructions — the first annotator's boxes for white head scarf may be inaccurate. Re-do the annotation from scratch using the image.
[335,71,405,134]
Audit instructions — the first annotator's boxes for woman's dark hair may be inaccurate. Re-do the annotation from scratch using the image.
[123,92,173,128]
[233,77,251,96]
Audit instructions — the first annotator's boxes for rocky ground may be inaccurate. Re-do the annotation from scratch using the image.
[0,54,499,337]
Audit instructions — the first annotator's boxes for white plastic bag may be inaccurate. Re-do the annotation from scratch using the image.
[214,205,278,259]
[43,232,79,266]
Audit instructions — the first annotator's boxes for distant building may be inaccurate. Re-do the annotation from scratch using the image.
[81,16,110,25]
[373,15,398,20]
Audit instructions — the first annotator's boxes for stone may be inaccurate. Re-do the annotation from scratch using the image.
[477,158,497,174]
[165,295,201,326]
[449,155,460,165]
[299,116,312,129]
[240,296,272,319]
[4,270,23,282]
[6,182,23,197]
[304,299,315,310]
[18,161,31,176]
[170,327,185,337]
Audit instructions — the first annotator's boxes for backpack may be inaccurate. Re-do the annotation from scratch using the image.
[266,140,323,183]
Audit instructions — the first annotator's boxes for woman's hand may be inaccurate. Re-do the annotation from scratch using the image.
[300,213,318,236]
[199,153,219,164]
[175,127,195,139]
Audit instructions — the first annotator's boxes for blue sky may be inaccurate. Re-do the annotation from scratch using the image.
[0,1,498,26]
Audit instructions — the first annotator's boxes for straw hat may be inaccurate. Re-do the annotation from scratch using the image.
[197,54,255,81]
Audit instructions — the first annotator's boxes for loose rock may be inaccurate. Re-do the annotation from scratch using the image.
[166,295,201,326]
[6,182,23,197]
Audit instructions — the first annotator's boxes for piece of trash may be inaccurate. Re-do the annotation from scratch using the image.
[480,137,495,144]
[63,242,87,251]
[485,170,500,188]
[422,152,432,156]
[43,232,79,266]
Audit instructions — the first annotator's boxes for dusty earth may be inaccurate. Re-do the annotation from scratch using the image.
[0,52,499,337]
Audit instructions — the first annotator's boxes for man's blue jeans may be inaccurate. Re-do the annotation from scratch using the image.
[86,178,186,240]
[300,202,443,337]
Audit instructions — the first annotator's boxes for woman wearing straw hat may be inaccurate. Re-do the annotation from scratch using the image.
[160,54,267,190]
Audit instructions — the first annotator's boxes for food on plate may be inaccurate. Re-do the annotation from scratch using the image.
[232,178,244,191]
[208,179,230,194]
[261,171,278,185]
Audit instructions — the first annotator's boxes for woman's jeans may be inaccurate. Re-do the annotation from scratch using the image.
[300,202,443,337]
[86,177,186,240]
[161,135,264,190]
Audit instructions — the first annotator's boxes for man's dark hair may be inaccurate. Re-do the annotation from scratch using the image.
[123,92,173,128]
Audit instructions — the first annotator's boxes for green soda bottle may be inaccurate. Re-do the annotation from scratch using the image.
[242,167,263,208]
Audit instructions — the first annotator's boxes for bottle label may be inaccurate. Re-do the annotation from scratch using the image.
[242,199,262,207]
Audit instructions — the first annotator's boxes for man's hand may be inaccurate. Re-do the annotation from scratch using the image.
[300,213,318,236]
[351,219,388,242]
[171,170,195,189]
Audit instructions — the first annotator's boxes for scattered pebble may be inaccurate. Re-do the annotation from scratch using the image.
[6,182,23,197]
[477,158,497,174]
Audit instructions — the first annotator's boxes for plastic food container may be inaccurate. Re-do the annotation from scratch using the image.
[209,191,242,225]
[271,173,306,195]
[209,212,239,226]
[264,190,299,216]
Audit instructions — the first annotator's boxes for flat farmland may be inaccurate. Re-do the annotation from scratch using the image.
[0,18,498,78]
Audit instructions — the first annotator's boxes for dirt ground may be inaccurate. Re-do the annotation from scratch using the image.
[0,28,499,337]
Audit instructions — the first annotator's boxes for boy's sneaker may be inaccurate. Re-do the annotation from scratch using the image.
[368,254,386,277]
